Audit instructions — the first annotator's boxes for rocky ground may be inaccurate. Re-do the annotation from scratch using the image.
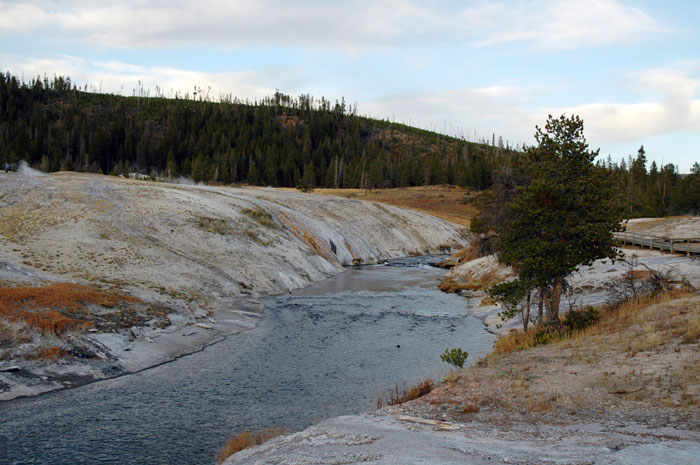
[441,247,700,334]
[225,292,700,465]
[0,170,468,400]
[222,217,700,465]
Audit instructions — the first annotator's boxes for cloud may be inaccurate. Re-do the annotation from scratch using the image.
[468,0,659,50]
[0,54,275,101]
[0,0,659,51]
[361,85,540,144]
[548,62,700,145]
[362,60,700,153]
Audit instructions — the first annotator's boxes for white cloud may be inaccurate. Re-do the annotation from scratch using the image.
[630,61,700,101]
[361,85,540,144]
[0,54,275,101]
[469,0,659,50]
[0,0,659,51]
[362,60,700,154]
[548,62,700,145]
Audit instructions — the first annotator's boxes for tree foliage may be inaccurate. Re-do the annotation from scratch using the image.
[489,115,624,328]
[0,72,516,190]
[440,348,468,369]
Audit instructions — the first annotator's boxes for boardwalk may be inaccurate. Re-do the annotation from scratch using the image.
[615,231,700,255]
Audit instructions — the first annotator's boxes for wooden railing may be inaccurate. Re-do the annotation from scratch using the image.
[615,232,700,255]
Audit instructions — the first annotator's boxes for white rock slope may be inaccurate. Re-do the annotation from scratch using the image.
[0,171,467,399]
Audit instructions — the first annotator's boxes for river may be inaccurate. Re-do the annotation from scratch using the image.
[0,256,495,465]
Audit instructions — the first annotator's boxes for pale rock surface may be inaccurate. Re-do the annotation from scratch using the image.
[224,412,700,465]
[0,172,467,399]
[444,248,700,333]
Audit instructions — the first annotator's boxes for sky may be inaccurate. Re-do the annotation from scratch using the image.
[1,0,698,172]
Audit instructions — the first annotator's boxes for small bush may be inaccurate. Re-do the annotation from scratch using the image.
[441,348,468,368]
[493,326,561,354]
[377,378,434,408]
[196,217,235,235]
[563,306,600,332]
[217,427,285,464]
[534,329,556,346]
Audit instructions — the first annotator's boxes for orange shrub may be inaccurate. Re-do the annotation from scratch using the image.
[0,282,138,335]
[39,346,66,360]
[377,378,434,408]
[217,428,285,464]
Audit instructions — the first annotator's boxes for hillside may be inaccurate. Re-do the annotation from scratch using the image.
[0,73,509,191]
[0,170,468,400]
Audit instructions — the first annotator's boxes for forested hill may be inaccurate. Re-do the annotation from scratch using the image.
[0,73,515,190]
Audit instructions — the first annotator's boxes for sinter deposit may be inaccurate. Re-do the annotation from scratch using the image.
[0,171,467,399]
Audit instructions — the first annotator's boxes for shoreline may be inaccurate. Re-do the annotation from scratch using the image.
[1,172,468,401]
[0,301,263,402]
[223,290,700,464]
[1,256,454,403]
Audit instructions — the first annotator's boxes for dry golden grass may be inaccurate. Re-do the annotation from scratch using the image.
[452,245,482,263]
[377,378,435,408]
[417,290,700,426]
[438,276,472,293]
[621,216,689,233]
[683,309,700,343]
[217,427,285,464]
[27,345,67,360]
[463,269,503,291]
[460,404,480,414]
[440,268,505,294]
[295,185,479,227]
[492,288,698,357]
[241,206,279,229]
[586,288,692,339]
[492,327,550,355]
[627,269,653,280]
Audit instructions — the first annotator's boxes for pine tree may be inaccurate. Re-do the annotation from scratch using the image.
[491,115,623,328]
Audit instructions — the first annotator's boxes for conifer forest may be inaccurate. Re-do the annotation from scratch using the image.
[1,72,698,216]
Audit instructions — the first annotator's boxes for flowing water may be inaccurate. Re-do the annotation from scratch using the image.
[0,256,495,465]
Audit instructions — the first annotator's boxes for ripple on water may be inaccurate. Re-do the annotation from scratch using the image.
[0,258,495,465]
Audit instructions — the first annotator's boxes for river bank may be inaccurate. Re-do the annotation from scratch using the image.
[0,171,468,401]
[221,218,700,464]
[0,256,496,465]
[440,246,700,334]
[224,291,700,465]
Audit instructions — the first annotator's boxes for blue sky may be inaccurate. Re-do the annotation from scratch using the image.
[1,0,698,172]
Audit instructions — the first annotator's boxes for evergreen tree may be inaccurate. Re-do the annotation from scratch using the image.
[191,153,210,183]
[298,161,316,192]
[247,158,260,185]
[491,115,623,328]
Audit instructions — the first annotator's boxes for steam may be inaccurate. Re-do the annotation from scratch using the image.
[17,160,45,177]
[174,176,195,185]
[162,176,195,185]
